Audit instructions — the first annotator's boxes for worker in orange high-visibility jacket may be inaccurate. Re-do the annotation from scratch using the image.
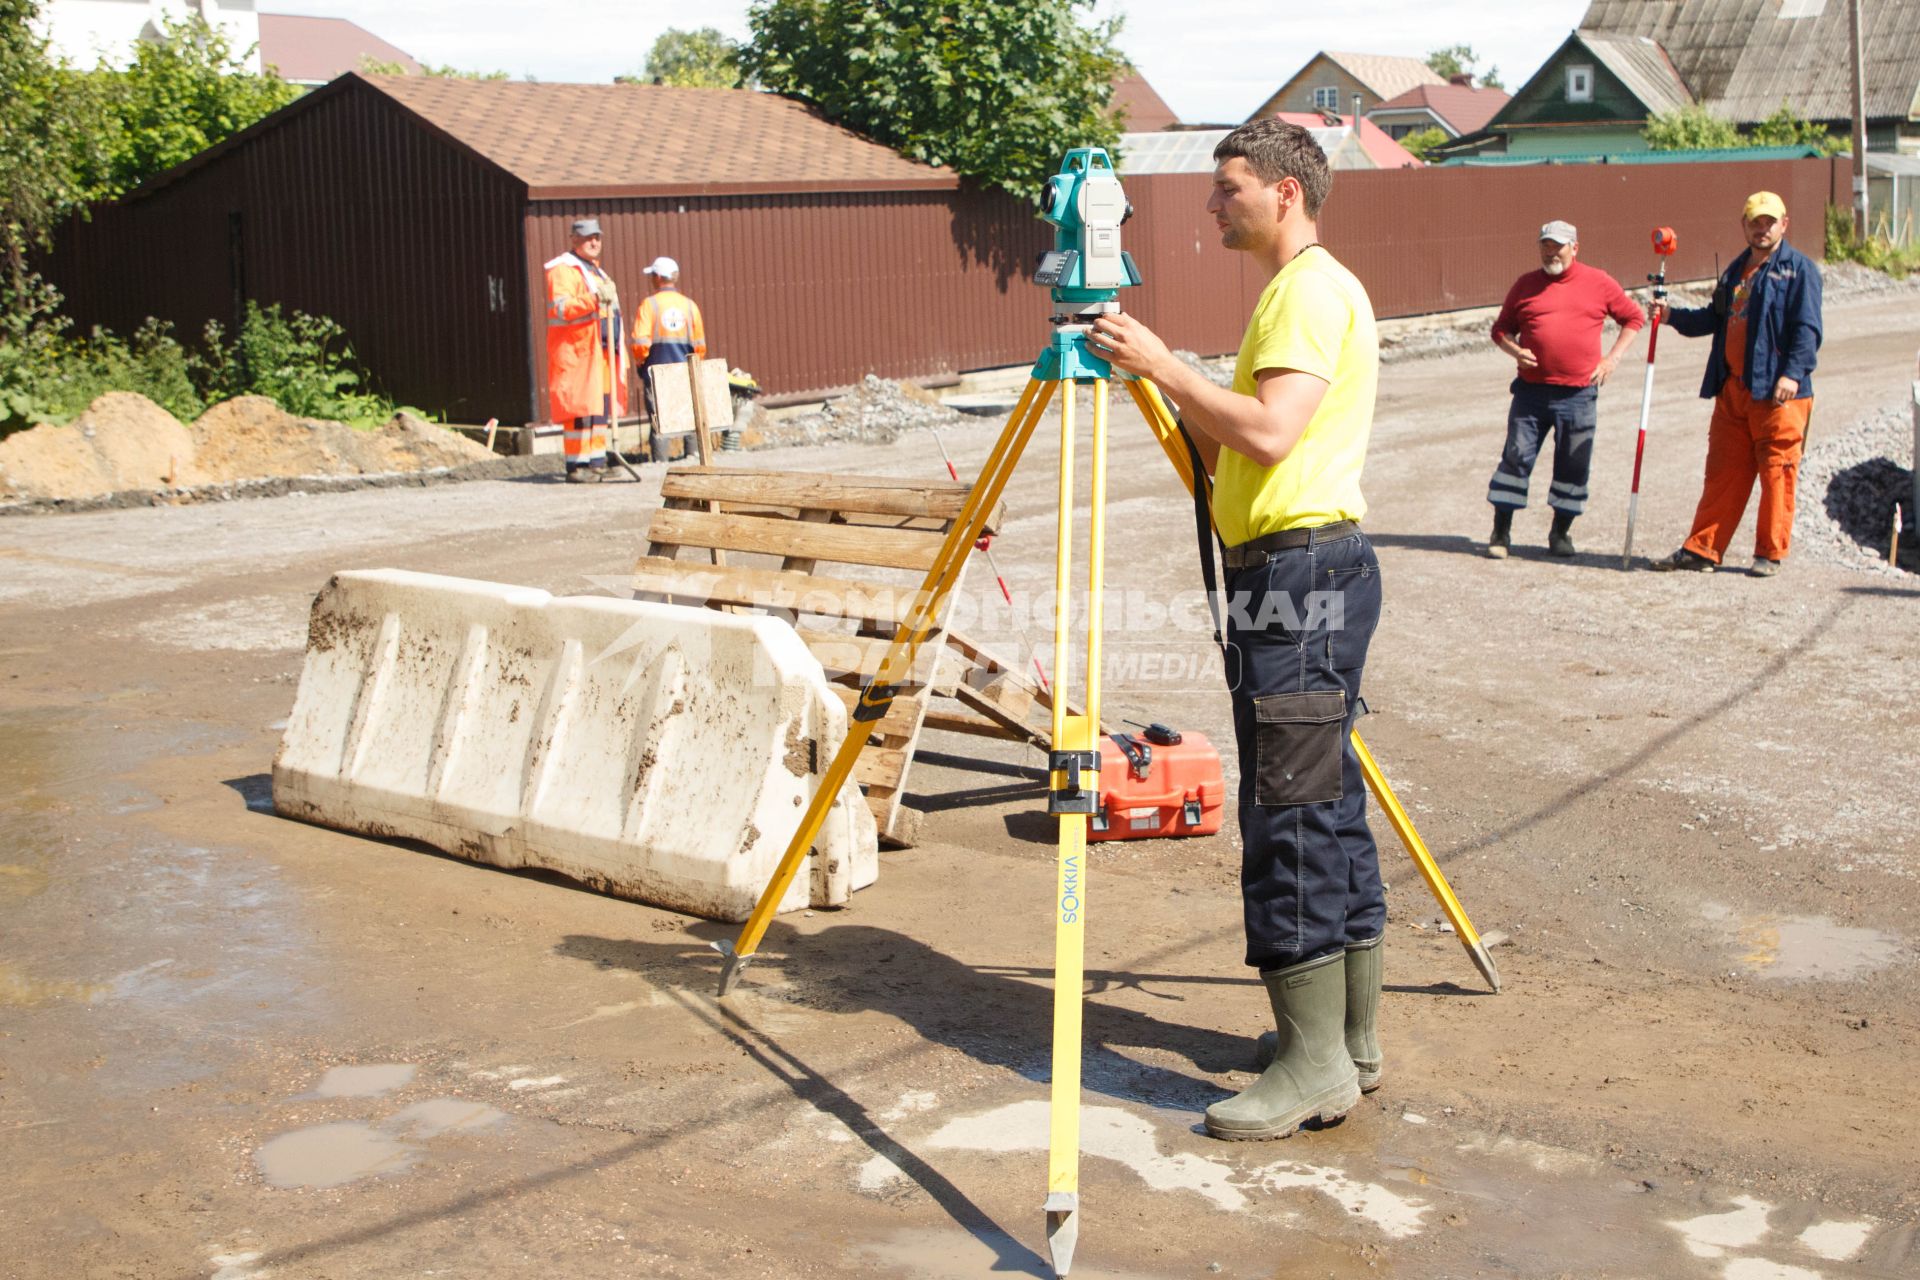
[630,255,707,445]
[545,217,629,482]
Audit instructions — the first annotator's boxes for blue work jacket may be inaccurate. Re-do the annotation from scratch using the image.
[1666,239,1822,401]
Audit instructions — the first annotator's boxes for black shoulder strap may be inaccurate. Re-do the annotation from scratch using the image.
[1179,423,1232,680]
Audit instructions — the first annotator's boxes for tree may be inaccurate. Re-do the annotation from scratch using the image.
[639,27,745,88]
[1426,44,1501,90]
[742,0,1126,200]
[1397,127,1448,163]
[1642,103,1742,151]
[94,14,299,196]
[358,56,510,80]
[1749,100,1845,153]
[0,0,114,288]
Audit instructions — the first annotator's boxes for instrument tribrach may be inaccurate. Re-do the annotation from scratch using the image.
[712,148,1500,1277]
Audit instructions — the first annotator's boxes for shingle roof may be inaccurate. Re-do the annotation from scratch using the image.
[1320,52,1447,102]
[1579,31,1694,115]
[258,16,421,84]
[1369,82,1512,136]
[1580,0,1920,123]
[363,75,958,198]
[1112,72,1180,132]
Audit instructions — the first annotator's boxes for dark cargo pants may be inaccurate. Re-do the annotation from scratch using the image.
[1487,380,1598,515]
[1224,527,1385,971]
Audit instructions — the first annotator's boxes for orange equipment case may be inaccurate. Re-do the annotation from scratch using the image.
[1089,724,1225,841]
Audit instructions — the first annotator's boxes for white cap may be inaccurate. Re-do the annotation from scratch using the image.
[643,256,679,277]
[1538,220,1577,244]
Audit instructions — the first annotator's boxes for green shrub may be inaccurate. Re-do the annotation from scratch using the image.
[1826,204,1920,279]
[1,287,399,435]
[200,303,392,426]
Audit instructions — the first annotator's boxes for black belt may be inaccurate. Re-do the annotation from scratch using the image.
[1222,520,1360,569]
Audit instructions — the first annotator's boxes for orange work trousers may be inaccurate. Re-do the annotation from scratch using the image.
[1680,379,1812,564]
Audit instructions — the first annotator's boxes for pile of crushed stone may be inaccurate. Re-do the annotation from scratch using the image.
[1800,400,1916,577]
[1818,260,1920,299]
[743,374,965,449]
[0,393,495,505]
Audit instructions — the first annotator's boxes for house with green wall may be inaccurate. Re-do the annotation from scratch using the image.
[1437,1,1920,163]
[1438,31,1690,160]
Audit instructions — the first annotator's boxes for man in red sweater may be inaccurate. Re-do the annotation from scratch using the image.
[1485,220,1646,558]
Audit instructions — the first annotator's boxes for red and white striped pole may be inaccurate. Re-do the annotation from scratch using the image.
[1623,226,1678,569]
[932,426,1051,695]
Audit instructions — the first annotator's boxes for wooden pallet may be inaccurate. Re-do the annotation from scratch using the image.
[633,465,1069,847]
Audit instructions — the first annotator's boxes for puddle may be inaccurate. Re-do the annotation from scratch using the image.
[312,1063,417,1098]
[854,1225,1164,1279]
[897,1099,1427,1236]
[254,1097,506,1189]
[385,1098,506,1138]
[1701,903,1902,981]
[255,1122,418,1188]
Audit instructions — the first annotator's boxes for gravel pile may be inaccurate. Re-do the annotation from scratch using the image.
[1800,400,1917,576]
[1819,260,1920,299]
[1171,349,1232,387]
[750,374,966,449]
[1379,323,1488,364]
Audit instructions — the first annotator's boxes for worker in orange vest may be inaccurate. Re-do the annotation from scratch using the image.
[630,256,707,458]
[545,218,629,483]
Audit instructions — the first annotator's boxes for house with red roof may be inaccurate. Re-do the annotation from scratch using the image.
[1367,77,1511,142]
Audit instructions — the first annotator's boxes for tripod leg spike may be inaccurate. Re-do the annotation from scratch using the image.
[1045,1192,1080,1276]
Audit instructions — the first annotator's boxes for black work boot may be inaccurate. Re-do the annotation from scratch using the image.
[1487,506,1514,559]
[1548,510,1577,557]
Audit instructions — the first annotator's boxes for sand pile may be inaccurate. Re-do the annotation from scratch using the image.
[0,394,494,503]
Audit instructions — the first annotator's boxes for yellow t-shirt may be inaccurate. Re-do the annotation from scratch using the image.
[1211,247,1378,546]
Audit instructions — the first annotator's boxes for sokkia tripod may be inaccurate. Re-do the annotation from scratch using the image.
[710,149,1499,1278]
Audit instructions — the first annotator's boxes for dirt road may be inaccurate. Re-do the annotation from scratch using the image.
[2,292,1916,1280]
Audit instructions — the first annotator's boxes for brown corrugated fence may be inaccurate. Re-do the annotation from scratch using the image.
[44,77,1838,427]
[536,156,1836,411]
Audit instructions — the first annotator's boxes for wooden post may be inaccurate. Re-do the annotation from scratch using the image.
[1849,0,1868,240]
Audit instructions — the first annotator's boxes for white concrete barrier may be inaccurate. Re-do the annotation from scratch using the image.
[272,569,876,920]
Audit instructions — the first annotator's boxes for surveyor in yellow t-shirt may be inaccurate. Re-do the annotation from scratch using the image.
[1090,117,1383,1144]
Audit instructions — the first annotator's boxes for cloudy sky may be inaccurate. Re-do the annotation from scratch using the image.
[262,1,1595,124]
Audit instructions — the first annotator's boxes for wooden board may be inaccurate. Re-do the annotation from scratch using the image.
[630,556,923,627]
[663,468,1002,529]
[648,364,697,435]
[646,507,947,572]
[634,465,1068,849]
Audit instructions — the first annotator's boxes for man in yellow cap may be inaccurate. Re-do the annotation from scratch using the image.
[1653,191,1822,576]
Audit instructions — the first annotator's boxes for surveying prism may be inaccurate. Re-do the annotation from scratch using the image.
[710,145,1500,1279]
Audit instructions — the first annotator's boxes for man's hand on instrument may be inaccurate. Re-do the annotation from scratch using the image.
[1771,376,1798,405]
[1590,353,1620,386]
[595,277,619,307]
[1088,312,1171,381]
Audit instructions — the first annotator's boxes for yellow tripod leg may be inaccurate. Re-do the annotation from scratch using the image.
[1044,378,1106,1277]
[1350,731,1501,992]
[1126,375,1501,993]
[715,378,1057,995]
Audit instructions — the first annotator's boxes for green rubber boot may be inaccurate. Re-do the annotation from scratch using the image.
[1344,934,1383,1092]
[1206,951,1360,1141]
[1252,938,1383,1089]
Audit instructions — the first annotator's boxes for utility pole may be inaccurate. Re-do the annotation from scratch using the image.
[1848,0,1868,239]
